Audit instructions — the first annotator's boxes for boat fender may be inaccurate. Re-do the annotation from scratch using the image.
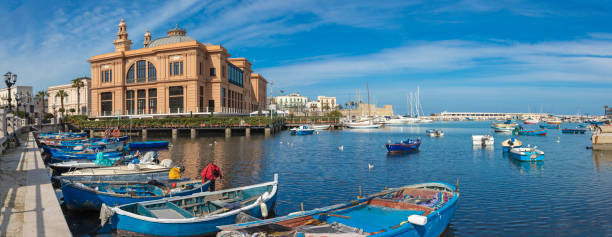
[408,215,427,226]
[260,202,268,218]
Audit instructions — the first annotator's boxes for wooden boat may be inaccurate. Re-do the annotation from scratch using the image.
[345,120,382,129]
[55,161,175,182]
[217,182,458,237]
[540,124,560,129]
[385,138,421,153]
[514,128,547,136]
[501,138,522,152]
[523,119,538,124]
[510,146,544,161]
[126,141,170,149]
[491,120,518,130]
[546,120,562,125]
[312,124,331,130]
[290,125,315,135]
[561,128,586,134]
[49,149,124,162]
[62,179,208,211]
[426,129,444,137]
[101,174,279,236]
[472,135,494,146]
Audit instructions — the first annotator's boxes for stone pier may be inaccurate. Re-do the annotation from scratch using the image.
[245,127,251,137]
[225,128,231,138]
[0,132,71,236]
[172,129,178,139]
[142,129,148,139]
[191,128,197,139]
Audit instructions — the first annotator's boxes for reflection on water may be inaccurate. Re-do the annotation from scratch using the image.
[65,121,612,236]
[592,150,612,173]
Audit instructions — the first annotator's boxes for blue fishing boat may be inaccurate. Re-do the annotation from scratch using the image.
[385,138,421,153]
[501,138,522,152]
[561,128,586,134]
[62,179,209,211]
[49,149,124,161]
[126,141,169,149]
[514,128,547,136]
[509,146,544,162]
[290,125,315,135]
[101,174,279,236]
[540,124,560,129]
[217,182,458,237]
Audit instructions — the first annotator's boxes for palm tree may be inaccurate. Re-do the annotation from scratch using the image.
[72,77,85,115]
[56,90,68,117]
[35,90,48,121]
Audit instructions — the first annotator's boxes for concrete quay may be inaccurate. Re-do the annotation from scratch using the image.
[0,132,70,237]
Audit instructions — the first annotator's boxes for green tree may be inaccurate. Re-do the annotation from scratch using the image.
[35,90,48,121]
[56,90,68,116]
[72,77,85,115]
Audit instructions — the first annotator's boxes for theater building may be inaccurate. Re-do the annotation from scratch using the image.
[88,19,267,117]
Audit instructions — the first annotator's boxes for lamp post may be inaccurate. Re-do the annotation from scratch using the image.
[4,72,17,113]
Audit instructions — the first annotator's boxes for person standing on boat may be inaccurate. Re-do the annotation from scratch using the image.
[201,163,222,191]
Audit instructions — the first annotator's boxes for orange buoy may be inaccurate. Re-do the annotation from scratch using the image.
[112,128,120,137]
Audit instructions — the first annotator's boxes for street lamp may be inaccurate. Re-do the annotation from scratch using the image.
[4,72,17,113]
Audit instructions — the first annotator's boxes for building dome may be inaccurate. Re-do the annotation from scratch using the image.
[146,35,195,48]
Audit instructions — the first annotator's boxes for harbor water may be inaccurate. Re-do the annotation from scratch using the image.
[69,121,612,236]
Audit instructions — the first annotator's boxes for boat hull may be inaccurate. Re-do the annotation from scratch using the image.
[561,129,586,134]
[127,141,170,149]
[62,181,208,211]
[385,142,421,153]
[515,129,547,136]
[540,124,560,129]
[346,124,382,129]
[290,129,315,135]
[57,169,171,182]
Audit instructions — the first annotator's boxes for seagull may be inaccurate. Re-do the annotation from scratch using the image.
[338,145,344,151]
[209,144,213,146]
[214,141,217,144]
[368,163,374,169]
[280,141,283,144]
[556,136,561,143]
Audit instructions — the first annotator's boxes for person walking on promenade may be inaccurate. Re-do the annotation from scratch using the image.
[201,163,222,191]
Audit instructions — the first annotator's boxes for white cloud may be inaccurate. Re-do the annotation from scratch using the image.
[259,39,612,87]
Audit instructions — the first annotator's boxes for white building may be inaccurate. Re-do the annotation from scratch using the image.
[273,93,309,111]
[0,86,35,113]
[47,77,92,116]
[316,96,336,111]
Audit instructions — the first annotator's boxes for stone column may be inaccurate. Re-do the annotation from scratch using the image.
[142,129,148,139]
[245,127,251,137]
[90,129,94,138]
[264,127,271,137]
[172,128,178,139]
[190,128,196,139]
[225,128,231,138]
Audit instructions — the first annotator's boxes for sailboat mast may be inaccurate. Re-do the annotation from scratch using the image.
[366,82,371,117]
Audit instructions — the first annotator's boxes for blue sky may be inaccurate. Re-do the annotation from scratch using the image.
[1,0,611,115]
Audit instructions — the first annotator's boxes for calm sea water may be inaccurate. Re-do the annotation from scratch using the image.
[69,121,612,236]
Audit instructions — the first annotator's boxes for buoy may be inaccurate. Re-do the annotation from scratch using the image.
[260,202,268,218]
[338,145,344,151]
[112,128,121,137]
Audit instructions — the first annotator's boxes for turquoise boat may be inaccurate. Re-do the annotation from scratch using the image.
[102,174,279,236]
[514,128,547,136]
[509,146,544,162]
[217,182,458,237]
[540,124,560,129]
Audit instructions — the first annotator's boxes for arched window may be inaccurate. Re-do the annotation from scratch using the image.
[126,60,157,83]
[148,62,156,82]
[126,65,134,83]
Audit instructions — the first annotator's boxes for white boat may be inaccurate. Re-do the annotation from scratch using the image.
[523,118,539,124]
[56,160,176,182]
[418,118,433,123]
[346,122,382,129]
[311,124,331,130]
[426,129,444,137]
[472,135,494,146]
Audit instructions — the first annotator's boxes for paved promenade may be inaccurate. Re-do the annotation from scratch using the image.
[0,132,70,237]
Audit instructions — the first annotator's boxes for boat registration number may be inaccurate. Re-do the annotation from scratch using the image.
[530,155,536,158]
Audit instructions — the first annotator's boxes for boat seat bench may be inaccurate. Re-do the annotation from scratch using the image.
[140,202,195,219]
